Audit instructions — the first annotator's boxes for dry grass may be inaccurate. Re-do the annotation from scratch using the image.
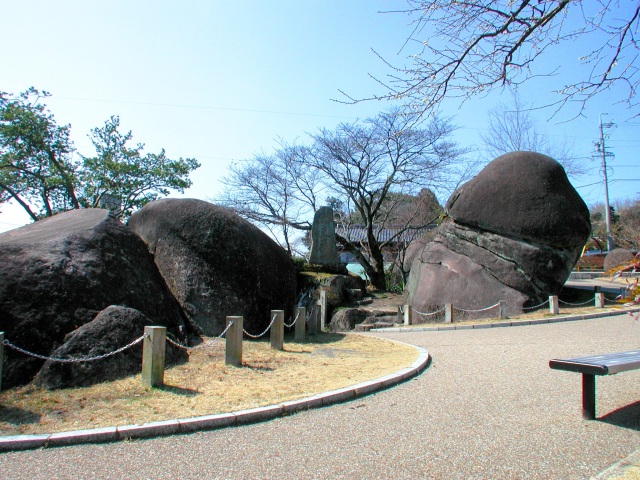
[0,333,418,436]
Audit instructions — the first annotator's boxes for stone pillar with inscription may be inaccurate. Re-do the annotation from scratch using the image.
[309,206,339,265]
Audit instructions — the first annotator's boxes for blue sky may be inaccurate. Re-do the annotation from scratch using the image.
[1,1,638,232]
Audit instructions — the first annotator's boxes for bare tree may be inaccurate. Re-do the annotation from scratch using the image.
[217,108,468,290]
[217,141,323,255]
[304,108,466,289]
[343,1,640,118]
[481,93,586,177]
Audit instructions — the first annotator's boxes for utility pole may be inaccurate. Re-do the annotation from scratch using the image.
[595,114,615,251]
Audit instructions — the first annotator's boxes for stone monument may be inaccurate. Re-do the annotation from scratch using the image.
[309,206,339,265]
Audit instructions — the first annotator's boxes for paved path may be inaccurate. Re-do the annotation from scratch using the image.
[1,315,639,479]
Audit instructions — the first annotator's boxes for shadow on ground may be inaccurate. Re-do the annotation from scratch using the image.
[0,406,41,425]
[599,401,640,431]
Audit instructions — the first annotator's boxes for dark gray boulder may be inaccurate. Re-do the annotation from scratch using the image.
[328,308,369,332]
[128,198,297,336]
[445,151,590,248]
[406,152,591,316]
[34,306,188,390]
[0,209,187,388]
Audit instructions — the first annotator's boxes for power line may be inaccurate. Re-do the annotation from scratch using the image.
[53,96,359,121]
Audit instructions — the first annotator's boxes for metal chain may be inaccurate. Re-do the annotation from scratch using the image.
[453,302,500,313]
[284,311,300,328]
[411,306,446,317]
[522,299,550,310]
[605,297,623,304]
[558,297,595,306]
[243,314,278,339]
[166,321,234,351]
[306,305,317,322]
[2,334,148,363]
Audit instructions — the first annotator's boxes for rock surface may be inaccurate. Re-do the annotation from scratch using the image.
[34,306,188,390]
[128,198,297,336]
[406,152,591,316]
[0,209,187,388]
[603,248,635,272]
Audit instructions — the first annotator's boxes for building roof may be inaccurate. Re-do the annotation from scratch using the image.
[335,225,435,243]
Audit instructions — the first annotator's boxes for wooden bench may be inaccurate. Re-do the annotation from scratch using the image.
[549,350,640,419]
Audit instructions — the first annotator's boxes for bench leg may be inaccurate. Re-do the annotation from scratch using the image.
[582,373,596,420]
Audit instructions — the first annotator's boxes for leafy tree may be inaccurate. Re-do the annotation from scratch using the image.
[0,88,200,222]
[218,108,467,290]
[345,1,640,118]
[79,116,200,219]
[481,93,585,177]
[0,88,79,220]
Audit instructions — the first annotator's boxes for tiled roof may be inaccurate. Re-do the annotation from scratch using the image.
[335,225,435,243]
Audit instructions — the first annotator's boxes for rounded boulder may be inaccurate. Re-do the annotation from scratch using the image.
[445,151,590,248]
[128,198,297,336]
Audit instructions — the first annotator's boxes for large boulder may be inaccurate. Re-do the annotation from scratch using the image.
[603,248,635,272]
[406,152,591,316]
[128,198,297,336]
[34,306,188,390]
[0,209,187,388]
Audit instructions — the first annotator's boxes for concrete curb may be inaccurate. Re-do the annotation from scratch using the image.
[593,446,640,479]
[372,307,640,333]
[0,344,430,452]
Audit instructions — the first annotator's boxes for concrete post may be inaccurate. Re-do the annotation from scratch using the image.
[595,292,605,308]
[549,295,559,315]
[319,289,327,331]
[0,332,4,392]
[403,305,413,326]
[270,310,284,351]
[308,306,318,335]
[225,316,243,367]
[444,304,453,323]
[499,301,507,319]
[294,307,306,342]
[141,326,166,388]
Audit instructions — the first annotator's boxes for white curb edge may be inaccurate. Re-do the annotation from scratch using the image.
[0,343,430,452]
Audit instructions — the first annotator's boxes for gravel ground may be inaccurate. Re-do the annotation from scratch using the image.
[1,314,639,479]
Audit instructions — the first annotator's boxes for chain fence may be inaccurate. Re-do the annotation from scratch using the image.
[243,313,278,339]
[453,302,501,313]
[522,299,550,310]
[411,306,446,318]
[166,320,234,351]
[2,334,148,363]
[284,311,300,328]
[558,297,596,306]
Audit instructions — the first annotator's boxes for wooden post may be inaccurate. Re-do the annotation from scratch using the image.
[225,316,243,366]
[141,326,166,388]
[499,301,507,319]
[0,332,4,392]
[308,306,318,335]
[319,289,327,331]
[444,304,453,323]
[549,295,559,315]
[294,307,306,342]
[270,310,284,351]
[595,292,605,308]
[403,305,412,326]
